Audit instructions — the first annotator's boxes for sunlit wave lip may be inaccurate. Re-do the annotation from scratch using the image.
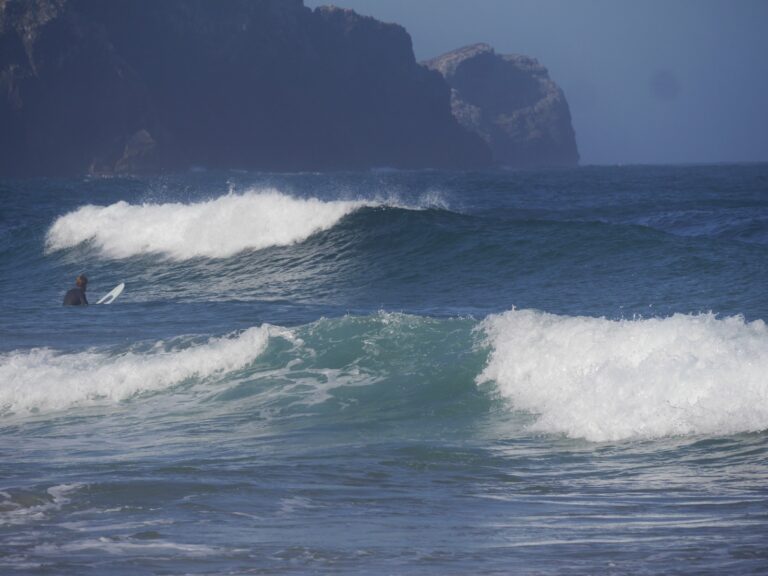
[0,312,479,422]
[478,309,768,442]
[0,325,290,417]
[44,189,376,260]
[44,188,454,260]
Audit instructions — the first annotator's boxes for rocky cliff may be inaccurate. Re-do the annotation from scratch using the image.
[425,44,579,168]
[0,0,490,176]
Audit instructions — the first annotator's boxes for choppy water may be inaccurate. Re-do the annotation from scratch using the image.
[2,165,767,574]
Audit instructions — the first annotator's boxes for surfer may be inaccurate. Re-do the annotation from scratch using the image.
[62,274,89,306]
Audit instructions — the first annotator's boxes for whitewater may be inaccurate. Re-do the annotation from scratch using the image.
[2,166,767,575]
[45,190,375,259]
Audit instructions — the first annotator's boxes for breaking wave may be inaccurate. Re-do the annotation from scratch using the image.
[4,308,768,443]
[0,326,286,415]
[478,309,768,441]
[45,189,377,260]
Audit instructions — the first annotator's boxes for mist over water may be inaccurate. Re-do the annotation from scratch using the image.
[2,166,767,574]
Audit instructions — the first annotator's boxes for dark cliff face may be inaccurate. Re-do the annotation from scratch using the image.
[425,44,579,168]
[0,0,490,177]
[0,0,160,175]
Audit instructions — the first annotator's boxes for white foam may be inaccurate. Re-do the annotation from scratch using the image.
[0,484,83,527]
[478,309,768,442]
[45,189,374,259]
[0,326,285,416]
[33,539,222,557]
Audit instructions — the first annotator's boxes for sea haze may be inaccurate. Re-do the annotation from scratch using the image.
[1,165,767,574]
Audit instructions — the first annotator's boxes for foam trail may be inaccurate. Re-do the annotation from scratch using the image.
[0,326,285,416]
[45,190,373,260]
[478,310,768,442]
[0,483,84,527]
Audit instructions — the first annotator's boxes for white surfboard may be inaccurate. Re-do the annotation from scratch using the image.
[97,282,125,305]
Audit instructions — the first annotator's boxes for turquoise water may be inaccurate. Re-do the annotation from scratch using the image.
[1,165,767,574]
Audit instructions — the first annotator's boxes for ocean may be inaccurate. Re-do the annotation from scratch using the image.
[1,165,767,574]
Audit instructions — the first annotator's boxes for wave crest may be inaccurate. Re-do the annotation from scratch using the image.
[478,310,768,441]
[0,326,286,416]
[45,190,373,260]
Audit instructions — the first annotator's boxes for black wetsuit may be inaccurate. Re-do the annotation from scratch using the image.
[63,287,88,306]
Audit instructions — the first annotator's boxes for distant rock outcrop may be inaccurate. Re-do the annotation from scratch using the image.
[425,44,579,168]
[0,0,490,176]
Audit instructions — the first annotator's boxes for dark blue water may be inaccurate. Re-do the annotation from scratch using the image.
[2,165,767,574]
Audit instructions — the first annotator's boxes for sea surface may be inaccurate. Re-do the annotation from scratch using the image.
[1,165,767,575]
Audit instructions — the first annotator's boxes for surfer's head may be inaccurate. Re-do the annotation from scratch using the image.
[76,274,88,289]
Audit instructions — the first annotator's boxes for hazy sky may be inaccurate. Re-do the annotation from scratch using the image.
[305,0,768,165]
